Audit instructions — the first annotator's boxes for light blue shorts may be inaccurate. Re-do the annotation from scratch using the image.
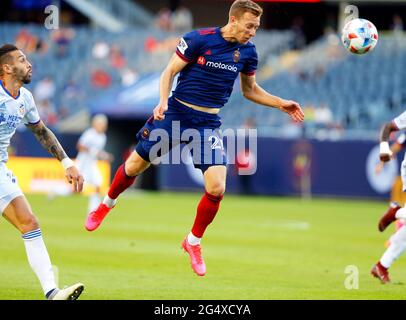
[0,163,23,214]
[76,161,102,187]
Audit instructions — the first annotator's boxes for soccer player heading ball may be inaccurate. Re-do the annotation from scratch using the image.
[86,0,304,276]
[0,44,84,299]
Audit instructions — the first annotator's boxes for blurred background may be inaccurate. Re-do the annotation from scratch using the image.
[1,0,405,199]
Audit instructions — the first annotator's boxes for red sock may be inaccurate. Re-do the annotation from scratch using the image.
[107,164,136,199]
[191,192,223,238]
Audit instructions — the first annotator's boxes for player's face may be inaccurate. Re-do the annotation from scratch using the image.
[233,12,260,44]
[94,120,108,133]
[10,50,32,84]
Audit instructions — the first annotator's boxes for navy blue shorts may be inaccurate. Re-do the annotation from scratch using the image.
[135,97,227,173]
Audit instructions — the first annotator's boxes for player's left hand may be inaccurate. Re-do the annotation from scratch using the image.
[65,166,84,193]
[375,161,385,174]
[153,102,168,121]
[279,100,304,122]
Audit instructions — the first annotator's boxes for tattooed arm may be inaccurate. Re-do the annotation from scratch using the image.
[28,120,67,160]
[27,120,84,192]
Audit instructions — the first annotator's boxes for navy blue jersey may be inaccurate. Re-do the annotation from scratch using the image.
[173,27,258,109]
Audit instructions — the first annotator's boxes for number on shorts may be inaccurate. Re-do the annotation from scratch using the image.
[209,135,223,150]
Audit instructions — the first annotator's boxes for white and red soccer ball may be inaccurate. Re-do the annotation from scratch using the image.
[341,18,378,54]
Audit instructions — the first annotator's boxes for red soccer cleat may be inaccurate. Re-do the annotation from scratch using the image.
[181,237,206,276]
[85,203,113,232]
[371,262,390,284]
[378,202,401,232]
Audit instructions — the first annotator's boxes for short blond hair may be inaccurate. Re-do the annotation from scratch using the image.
[92,113,108,126]
[229,0,263,19]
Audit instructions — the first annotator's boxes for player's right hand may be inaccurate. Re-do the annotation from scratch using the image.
[279,100,304,123]
[65,166,84,193]
[375,161,385,174]
[379,142,393,163]
[153,103,168,121]
[379,153,392,162]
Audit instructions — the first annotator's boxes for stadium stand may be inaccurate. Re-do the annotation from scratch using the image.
[0,23,295,129]
[223,33,406,140]
[1,22,404,139]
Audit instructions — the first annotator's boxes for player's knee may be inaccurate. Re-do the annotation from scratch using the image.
[125,160,148,176]
[125,153,150,176]
[206,182,226,197]
[19,214,40,234]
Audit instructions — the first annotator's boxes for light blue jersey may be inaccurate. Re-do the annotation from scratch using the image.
[392,112,406,191]
[0,81,40,163]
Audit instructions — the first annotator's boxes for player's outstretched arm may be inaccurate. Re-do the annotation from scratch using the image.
[27,120,84,192]
[390,142,403,158]
[153,53,188,121]
[240,73,304,123]
[379,122,399,162]
[376,142,403,173]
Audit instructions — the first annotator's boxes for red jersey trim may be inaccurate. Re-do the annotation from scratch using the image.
[243,71,256,76]
[176,51,192,62]
[198,28,217,35]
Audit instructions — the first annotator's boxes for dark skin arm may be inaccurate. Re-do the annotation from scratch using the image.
[26,120,84,192]
[375,142,403,174]
[380,122,399,162]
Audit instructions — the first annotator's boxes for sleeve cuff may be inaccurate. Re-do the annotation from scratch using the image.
[176,51,192,63]
[27,119,41,125]
[242,70,256,76]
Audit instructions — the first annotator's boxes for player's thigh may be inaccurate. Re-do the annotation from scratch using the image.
[0,165,35,233]
[88,166,102,187]
[203,165,227,196]
[81,166,103,193]
[187,126,227,173]
[401,162,406,193]
[92,167,103,193]
[135,112,183,164]
[2,195,38,234]
[125,150,151,176]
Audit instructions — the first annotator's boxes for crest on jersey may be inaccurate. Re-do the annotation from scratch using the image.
[18,103,25,116]
[142,128,150,139]
[232,50,241,63]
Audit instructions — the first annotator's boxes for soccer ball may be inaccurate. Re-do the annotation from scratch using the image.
[341,18,378,54]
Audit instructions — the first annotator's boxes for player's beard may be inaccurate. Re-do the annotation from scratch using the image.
[22,75,31,84]
[22,71,31,84]
[13,66,31,84]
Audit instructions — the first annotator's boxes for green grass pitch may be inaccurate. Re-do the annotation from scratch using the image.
[1,192,406,300]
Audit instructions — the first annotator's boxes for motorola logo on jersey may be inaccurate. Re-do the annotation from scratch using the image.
[204,60,238,72]
[196,56,238,72]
